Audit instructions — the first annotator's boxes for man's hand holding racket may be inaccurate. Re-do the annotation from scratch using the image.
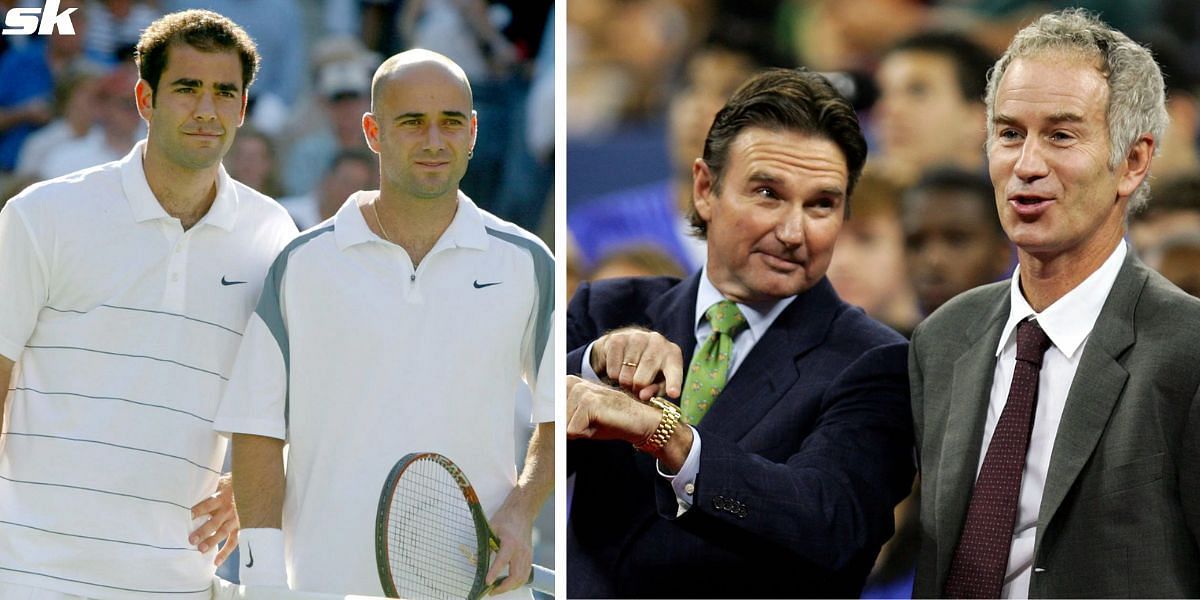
[484,489,538,594]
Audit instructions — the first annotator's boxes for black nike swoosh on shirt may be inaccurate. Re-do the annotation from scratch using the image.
[473,280,502,289]
[246,544,254,568]
[221,276,247,286]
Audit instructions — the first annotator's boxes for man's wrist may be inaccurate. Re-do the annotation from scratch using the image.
[238,528,287,587]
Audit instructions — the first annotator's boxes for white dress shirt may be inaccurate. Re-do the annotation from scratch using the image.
[984,242,1126,598]
[581,267,793,513]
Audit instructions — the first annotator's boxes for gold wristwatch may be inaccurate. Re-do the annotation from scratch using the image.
[635,397,681,453]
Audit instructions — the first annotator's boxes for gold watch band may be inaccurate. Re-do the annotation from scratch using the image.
[635,397,681,453]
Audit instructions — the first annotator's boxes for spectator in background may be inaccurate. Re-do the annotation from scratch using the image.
[1148,233,1200,297]
[901,168,1012,316]
[871,31,996,186]
[84,0,161,65]
[590,245,687,282]
[278,149,375,230]
[40,64,141,178]
[283,58,374,196]
[1130,173,1200,256]
[827,173,921,336]
[14,64,104,177]
[569,43,757,274]
[0,0,90,174]
[225,125,284,199]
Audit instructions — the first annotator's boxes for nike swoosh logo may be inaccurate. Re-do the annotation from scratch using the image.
[246,544,254,568]
[221,276,247,286]
[473,280,502,289]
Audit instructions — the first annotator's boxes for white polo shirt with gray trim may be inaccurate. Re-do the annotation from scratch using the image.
[214,191,554,596]
[0,141,298,599]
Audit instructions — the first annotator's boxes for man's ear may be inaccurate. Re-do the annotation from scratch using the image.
[134,79,154,122]
[1117,133,1154,199]
[362,112,381,154]
[692,158,715,223]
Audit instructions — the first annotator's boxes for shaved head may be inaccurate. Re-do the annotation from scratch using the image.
[370,49,473,112]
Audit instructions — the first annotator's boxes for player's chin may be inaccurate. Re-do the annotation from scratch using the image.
[746,271,813,302]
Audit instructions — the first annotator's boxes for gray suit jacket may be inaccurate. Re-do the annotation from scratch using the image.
[911,251,1200,598]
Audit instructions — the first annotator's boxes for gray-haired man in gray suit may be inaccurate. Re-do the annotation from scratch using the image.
[911,9,1200,598]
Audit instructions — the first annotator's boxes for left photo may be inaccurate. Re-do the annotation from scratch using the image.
[0,1,556,599]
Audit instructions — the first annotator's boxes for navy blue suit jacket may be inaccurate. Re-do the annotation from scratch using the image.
[567,273,915,598]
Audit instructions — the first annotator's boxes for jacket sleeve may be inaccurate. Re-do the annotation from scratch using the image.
[653,340,915,571]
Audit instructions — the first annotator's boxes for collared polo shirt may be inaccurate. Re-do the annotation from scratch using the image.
[0,141,298,599]
[214,191,554,596]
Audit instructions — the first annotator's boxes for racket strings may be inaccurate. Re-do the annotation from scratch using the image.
[388,458,483,599]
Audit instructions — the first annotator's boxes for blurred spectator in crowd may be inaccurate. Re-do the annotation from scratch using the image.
[901,168,1012,316]
[0,0,90,174]
[225,126,283,199]
[283,57,374,196]
[1146,233,1200,297]
[569,43,757,273]
[567,0,701,133]
[84,0,160,65]
[14,64,104,177]
[871,31,995,186]
[279,149,375,230]
[401,0,519,82]
[163,0,306,131]
[1130,174,1200,256]
[590,245,687,282]
[788,0,927,72]
[39,64,140,179]
[827,173,921,336]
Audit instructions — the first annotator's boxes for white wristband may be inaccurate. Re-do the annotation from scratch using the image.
[238,528,288,587]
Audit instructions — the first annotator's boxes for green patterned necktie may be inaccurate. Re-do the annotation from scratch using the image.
[680,300,748,424]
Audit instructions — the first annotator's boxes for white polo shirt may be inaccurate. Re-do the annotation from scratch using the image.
[214,191,554,597]
[0,141,298,599]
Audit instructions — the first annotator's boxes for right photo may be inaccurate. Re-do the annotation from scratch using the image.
[564,1,1200,598]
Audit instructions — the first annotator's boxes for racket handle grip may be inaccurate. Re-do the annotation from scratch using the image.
[529,564,554,595]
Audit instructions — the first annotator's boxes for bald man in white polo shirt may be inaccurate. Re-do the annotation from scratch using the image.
[216,49,553,597]
[0,11,297,599]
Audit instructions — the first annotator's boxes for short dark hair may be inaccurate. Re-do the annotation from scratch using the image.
[886,31,996,103]
[904,167,1004,236]
[690,68,867,237]
[135,10,260,102]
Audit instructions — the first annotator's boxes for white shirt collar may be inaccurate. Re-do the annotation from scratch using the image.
[694,266,795,341]
[995,241,1127,359]
[333,190,490,252]
[119,139,239,231]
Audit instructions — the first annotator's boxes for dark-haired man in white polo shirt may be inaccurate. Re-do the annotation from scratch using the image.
[0,10,297,600]
[217,49,553,598]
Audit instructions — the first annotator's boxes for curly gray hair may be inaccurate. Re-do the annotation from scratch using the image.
[984,8,1168,211]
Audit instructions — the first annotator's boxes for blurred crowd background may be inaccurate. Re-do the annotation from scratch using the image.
[567,0,1200,597]
[0,0,555,585]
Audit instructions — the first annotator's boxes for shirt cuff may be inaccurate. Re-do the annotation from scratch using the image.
[580,341,601,382]
[656,426,700,517]
[238,528,288,587]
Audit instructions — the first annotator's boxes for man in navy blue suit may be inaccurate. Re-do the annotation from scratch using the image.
[565,68,915,598]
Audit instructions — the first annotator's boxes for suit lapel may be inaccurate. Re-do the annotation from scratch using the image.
[1033,254,1143,552]
[699,278,839,442]
[935,290,1010,580]
[645,273,702,383]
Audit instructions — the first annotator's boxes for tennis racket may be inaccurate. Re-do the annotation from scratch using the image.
[374,452,554,599]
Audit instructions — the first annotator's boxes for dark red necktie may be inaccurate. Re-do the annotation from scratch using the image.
[944,318,1053,599]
